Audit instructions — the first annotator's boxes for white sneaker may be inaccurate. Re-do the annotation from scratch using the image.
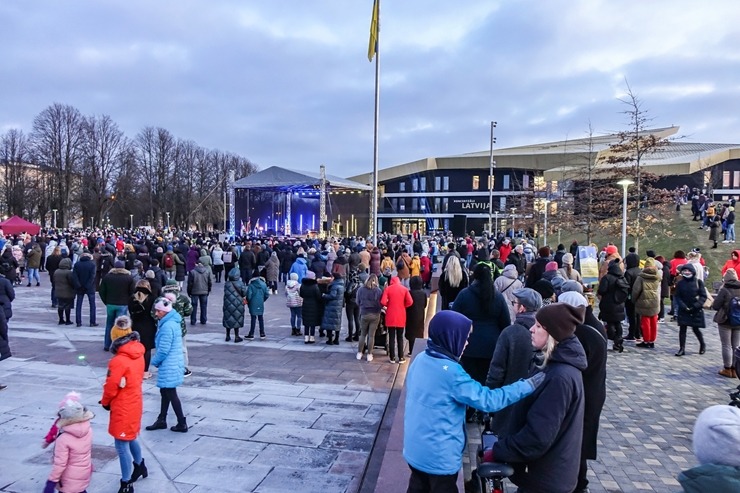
[356,352,363,360]
[658,318,665,323]
[367,354,373,362]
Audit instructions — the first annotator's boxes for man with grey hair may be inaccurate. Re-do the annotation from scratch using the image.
[485,287,542,435]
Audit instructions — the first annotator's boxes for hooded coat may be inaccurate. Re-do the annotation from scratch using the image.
[101,332,145,440]
[264,254,280,283]
[674,264,707,328]
[678,464,740,493]
[48,410,94,493]
[721,251,740,276]
[574,323,608,461]
[369,249,381,276]
[712,278,740,327]
[289,256,309,282]
[405,276,428,340]
[223,268,248,329]
[493,335,588,493]
[420,254,432,284]
[299,277,323,327]
[381,277,413,327]
[151,310,184,388]
[494,265,523,322]
[321,277,345,331]
[452,281,511,359]
[246,277,269,316]
[285,276,303,308]
[631,267,661,317]
[53,258,76,300]
[403,310,535,476]
[597,261,629,323]
[72,255,96,294]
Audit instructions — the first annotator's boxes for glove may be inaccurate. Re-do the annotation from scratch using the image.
[525,372,546,390]
[98,400,110,411]
[43,480,57,493]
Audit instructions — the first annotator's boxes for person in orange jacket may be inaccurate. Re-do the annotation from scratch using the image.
[381,276,413,364]
[100,316,147,493]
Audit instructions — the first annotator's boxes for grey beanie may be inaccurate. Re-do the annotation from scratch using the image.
[693,405,740,467]
[512,288,542,312]
[561,280,584,294]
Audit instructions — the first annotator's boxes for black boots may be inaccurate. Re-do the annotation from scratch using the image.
[233,329,243,343]
[118,479,133,493]
[145,417,167,431]
[326,331,334,345]
[170,418,188,433]
[675,348,685,356]
[225,329,231,342]
[130,458,148,482]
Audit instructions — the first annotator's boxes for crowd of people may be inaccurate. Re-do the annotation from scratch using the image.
[1,223,740,492]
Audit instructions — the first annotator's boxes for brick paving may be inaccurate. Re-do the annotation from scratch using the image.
[1,274,737,492]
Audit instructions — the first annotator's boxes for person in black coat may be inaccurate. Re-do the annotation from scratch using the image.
[558,291,608,493]
[491,303,587,493]
[279,247,296,284]
[128,281,157,377]
[0,273,15,322]
[525,246,552,288]
[655,255,672,321]
[405,276,428,355]
[309,252,327,279]
[673,263,707,356]
[623,253,642,340]
[597,259,629,352]
[298,271,323,343]
[72,252,98,327]
[0,248,19,286]
[505,244,527,277]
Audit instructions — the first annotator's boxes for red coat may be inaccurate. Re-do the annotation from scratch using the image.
[381,277,413,327]
[721,250,740,275]
[420,255,432,283]
[101,335,145,441]
[499,243,512,263]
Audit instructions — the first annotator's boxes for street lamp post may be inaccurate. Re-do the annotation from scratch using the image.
[493,211,499,237]
[617,179,634,257]
[488,121,497,234]
[543,199,549,247]
[166,212,171,231]
[510,207,517,238]
[52,209,57,229]
[129,214,134,230]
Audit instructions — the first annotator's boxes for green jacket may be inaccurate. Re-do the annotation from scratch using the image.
[678,463,740,493]
[158,286,193,336]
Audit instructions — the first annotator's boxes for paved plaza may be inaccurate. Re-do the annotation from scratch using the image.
[0,275,737,492]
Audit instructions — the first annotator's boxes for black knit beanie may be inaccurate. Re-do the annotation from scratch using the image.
[535,303,586,342]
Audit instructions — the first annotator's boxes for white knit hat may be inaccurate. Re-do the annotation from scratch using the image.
[693,405,740,467]
[154,297,173,313]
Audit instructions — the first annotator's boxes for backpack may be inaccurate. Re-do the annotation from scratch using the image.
[730,296,740,326]
[612,276,630,304]
[164,254,174,269]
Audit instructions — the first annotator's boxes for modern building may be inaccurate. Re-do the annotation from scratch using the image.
[350,126,740,236]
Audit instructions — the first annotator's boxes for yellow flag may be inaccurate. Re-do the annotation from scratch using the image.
[368,0,379,61]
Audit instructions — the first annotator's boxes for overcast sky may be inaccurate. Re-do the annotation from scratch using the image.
[2,0,739,177]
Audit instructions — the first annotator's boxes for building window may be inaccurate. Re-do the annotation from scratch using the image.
[503,175,510,190]
[443,218,450,230]
[724,171,731,188]
[522,174,530,189]
[420,198,427,212]
[435,176,441,190]
[550,181,558,194]
[472,176,480,190]
[443,176,449,191]
[534,175,546,193]
[420,177,426,191]
[442,198,448,212]
[734,171,740,188]
[412,198,418,211]
[399,182,406,192]
[434,197,441,212]
[400,199,406,211]
[499,197,506,211]
[413,178,419,192]
[391,198,398,211]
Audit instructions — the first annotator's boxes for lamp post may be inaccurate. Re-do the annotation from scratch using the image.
[617,179,634,257]
[542,199,549,247]
[488,121,497,234]
[129,214,134,230]
[166,212,171,231]
[52,209,57,229]
[510,207,517,238]
[493,211,499,237]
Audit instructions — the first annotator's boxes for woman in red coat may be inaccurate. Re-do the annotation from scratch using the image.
[419,253,432,288]
[381,276,413,364]
[100,316,147,492]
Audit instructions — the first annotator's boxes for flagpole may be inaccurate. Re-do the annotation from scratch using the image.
[370,0,380,243]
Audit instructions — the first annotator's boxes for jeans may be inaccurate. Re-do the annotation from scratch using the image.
[345,301,360,338]
[240,268,252,284]
[75,292,96,325]
[728,223,736,241]
[289,307,302,328]
[190,294,208,324]
[105,305,128,350]
[358,312,380,355]
[50,277,57,306]
[250,315,265,336]
[114,438,142,482]
[27,268,40,284]
[718,326,740,367]
[465,253,472,268]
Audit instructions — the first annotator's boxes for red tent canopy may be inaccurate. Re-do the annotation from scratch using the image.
[0,216,41,235]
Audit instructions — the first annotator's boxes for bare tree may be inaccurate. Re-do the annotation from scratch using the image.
[0,128,31,217]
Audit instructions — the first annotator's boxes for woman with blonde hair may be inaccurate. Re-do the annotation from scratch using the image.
[439,256,468,310]
[558,253,582,282]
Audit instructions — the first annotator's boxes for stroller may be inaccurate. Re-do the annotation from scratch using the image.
[373,311,390,355]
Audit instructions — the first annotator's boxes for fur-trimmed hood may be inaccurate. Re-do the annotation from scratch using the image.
[110,330,141,355]
[58,409,95,430]
[107,267,130,275]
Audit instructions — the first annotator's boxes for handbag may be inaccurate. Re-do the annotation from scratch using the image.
[703,286,714,309]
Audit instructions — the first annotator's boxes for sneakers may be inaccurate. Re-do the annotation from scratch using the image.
[367,354,373,362]
[356,352,363,360]
[245,334,254,340]
[184,368,192,377]
[399,358,407,364]
[0,384,6,391]
[389,358,397,364]
[305,336,310,344]
[308,335,315,344]
[234,336,243,343]
[143,371,152,380]
[260,334,266,340]
[658,318,666,323]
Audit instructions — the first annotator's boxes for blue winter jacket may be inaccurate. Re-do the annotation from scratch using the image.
[289,257,308,282]
[151,310,184,388]
[246,277,269,316]
[72,255,97,294]
[403,350,534,475]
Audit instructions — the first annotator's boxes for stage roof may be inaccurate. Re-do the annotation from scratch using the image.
[233,166,371,191]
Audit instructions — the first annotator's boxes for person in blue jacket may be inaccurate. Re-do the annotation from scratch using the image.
[289,253,309,282]
[72,251,97,327]
[403,310,543,492]
[145,297,188,433]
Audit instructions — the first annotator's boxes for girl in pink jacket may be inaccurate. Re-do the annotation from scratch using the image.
[43,392,94,493]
